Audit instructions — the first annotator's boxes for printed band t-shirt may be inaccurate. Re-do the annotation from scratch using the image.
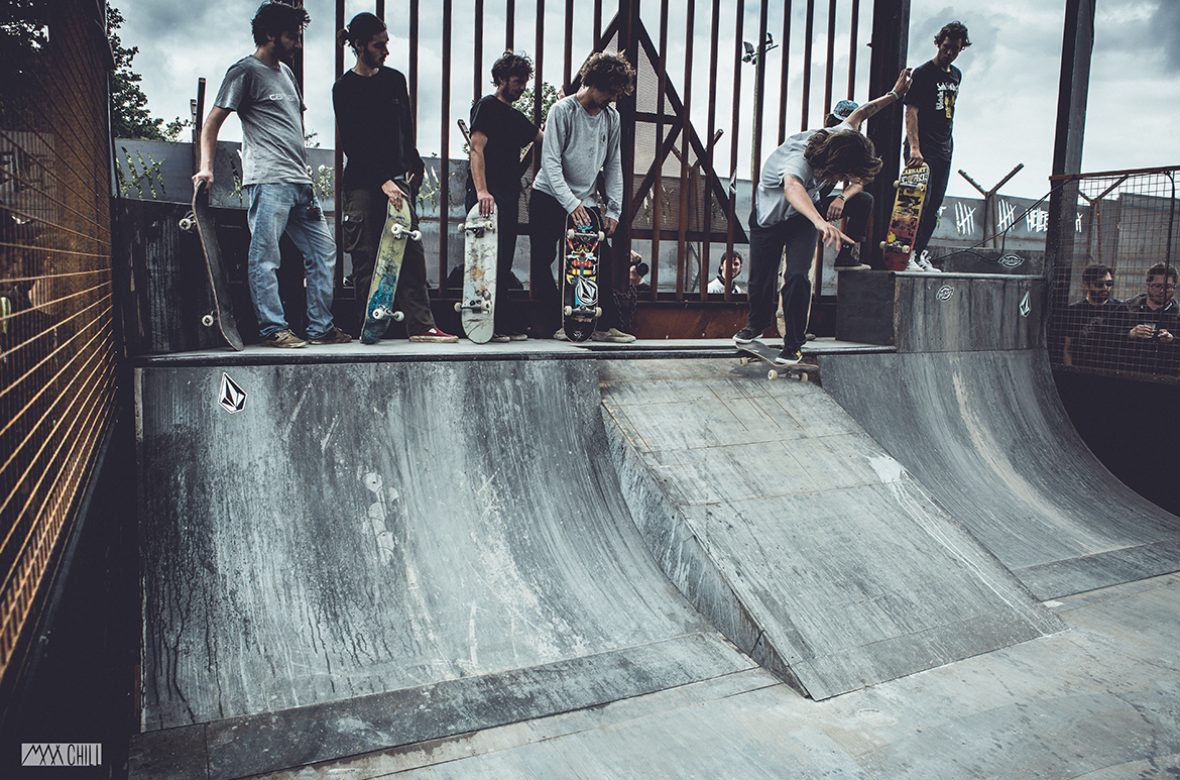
[214,56,310,185]
[904,60,961,162]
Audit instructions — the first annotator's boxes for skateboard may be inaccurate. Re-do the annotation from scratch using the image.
[179,180,245,351]
[736,341,819,382]
[880,162,930,271]
[455,202,498,343]
[359,198,419,344]
[561,210,605,342]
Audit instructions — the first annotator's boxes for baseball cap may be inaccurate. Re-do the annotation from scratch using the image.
[829,99,859,122]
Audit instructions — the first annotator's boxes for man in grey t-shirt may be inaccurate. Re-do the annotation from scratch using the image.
[193,2,349,348]
[528,52,636,342]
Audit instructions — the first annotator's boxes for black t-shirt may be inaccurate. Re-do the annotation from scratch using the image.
[332,68,424,191]
[464,95,539,198]
[1063,299,1121,368]
[904,60,961,162]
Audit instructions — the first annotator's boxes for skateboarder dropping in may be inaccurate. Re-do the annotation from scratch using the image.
[195,2,351,348]
[333,12,457,343]
[529,52,636,342]
[465,52,544,342]
[904,20,971,270]
[733,114,888,366]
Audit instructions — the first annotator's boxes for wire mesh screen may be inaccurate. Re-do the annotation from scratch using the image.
[0,0,117,678]
[1048,167,1179,382]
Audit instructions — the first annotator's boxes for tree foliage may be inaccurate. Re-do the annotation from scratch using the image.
[108,4,165,139]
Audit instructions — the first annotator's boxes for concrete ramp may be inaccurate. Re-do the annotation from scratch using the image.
[599,359,1060,700]
[133,360,751,778]
[823,350,1180,599]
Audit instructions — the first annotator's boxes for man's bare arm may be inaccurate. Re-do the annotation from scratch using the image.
[468,131,496,216]
[193,106,232,186]
[905,105,923,165]
[845,68,911,131]
[784,176,852,248]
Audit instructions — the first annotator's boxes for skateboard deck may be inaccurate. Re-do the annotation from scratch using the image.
[360,199,418,344]
[736,341,819,381]
[180,180,244,351]
[456,202,498,343]
[880,162,930,271]
[562,211,605,342]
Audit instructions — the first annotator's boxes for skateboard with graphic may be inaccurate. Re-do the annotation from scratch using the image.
[736,341,819,382]
[455,201,498,343]
[360,198,418,344]
[179,180,245,351]
[562,211,605,342]
[880,162,930,271]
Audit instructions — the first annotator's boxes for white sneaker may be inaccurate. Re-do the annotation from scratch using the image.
[591,327,637,343]
[904,257,924,272]
[915,250,942,273]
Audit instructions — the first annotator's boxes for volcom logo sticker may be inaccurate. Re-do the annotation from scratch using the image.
[218,373,246,414]
[1019,291,1032,318]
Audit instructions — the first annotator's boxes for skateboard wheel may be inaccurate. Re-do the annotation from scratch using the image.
[902,244,911,252]
[201,313,215,327]
[409,230,422,240]
[892,180,899,189]
[879,241,886,250]
[767,369,779,380]
[597,231,605,242]
[563,305,573,316]
[454,301,462,313]
[179,217,194,232]
[566,228,576,239]
[481,300,491,311]
[739,356,750,366]
[393,311,405,321]
[594,306,603,318]
[457,223,466,233]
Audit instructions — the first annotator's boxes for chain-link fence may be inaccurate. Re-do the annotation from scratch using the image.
[0,0,117,679]
[1048,166,1178,383]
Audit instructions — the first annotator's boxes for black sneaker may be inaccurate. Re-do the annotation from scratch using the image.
[834,244,870,271]
[774,347,803,366]
[733,327,762,345]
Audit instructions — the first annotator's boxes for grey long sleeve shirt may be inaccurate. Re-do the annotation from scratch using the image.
[531,95,623,221]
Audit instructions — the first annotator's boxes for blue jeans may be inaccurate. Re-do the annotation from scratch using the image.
[244,182,337,338]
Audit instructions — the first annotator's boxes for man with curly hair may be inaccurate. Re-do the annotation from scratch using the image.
[734,128,883,365]
[905,20,971,268]
[529,51,637,342]
[195,2,351,348]
[465,51,544,341]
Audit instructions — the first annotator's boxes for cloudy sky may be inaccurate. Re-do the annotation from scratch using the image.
[120,0,1179,198]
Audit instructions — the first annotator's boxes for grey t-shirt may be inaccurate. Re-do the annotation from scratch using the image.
[532,96,623,221]
[214,56,310,186]
[753,121,852,228]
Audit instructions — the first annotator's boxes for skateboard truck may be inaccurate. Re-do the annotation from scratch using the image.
[454,299,491,313]
[370,306,405,322]
[391,224,421,241]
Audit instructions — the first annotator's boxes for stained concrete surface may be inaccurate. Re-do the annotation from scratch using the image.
[263,574,1180,779]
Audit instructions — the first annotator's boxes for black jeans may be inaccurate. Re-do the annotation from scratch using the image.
[913,155,951,258]
[342,187,436,334]
[528,189,620,334]
[745,192,872,351]
[465,188,527,334]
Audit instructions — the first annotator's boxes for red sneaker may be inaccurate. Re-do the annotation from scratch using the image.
[409,327,459,343]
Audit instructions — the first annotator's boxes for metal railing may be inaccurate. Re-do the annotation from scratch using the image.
[0,0,117,678]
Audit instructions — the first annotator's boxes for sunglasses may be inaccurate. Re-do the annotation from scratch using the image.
[1147,283,1177,291]
[1087,281,1113,287]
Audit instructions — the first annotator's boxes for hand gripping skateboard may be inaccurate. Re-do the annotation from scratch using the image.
[360,198,419,345]
[736,341,819,382]
[562,211,605,342]
[179,180,245,351]
[455,202,498,344]
[880,162,930,271]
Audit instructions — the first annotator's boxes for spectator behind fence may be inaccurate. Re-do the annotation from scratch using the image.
[707,252,744,295]
[1114,262,1179,375]
[1062,264,1121,369]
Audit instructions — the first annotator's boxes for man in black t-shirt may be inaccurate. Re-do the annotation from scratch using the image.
[1061,264,1122,369]
[333,12,457,342]
[464,52,544,341]
[904,20,970,260]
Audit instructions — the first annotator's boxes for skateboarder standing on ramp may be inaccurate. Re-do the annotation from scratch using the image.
[904,20,971,270]
[734,126,883,366]
[529,52,636,343]
[333,12,457,344]
[194,2,352,348]
[464,52,544,342]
